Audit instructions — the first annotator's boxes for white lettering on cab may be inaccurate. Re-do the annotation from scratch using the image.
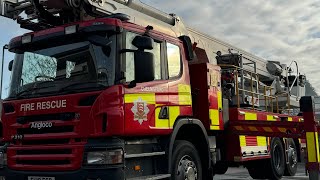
[20,100,67,112]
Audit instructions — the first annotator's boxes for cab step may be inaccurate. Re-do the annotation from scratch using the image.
[127,174,171,180]
[125,151,165,159]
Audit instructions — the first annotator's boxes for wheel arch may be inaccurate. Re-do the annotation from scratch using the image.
[168,118,211,175]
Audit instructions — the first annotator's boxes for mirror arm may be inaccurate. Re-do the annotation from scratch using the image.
[1,45,8,100]
[128,80,137,88]
[119,49,138,54]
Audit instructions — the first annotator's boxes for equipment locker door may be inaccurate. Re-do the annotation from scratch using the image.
[208,65,224,130]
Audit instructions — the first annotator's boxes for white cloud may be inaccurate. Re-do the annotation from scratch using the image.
[142,0,320,93]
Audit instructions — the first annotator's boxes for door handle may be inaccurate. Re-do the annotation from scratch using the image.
[159,106,169,119]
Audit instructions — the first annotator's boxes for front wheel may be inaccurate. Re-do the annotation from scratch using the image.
[172,140,202,180]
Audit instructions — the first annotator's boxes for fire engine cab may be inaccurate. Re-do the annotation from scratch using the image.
[0,0,313,180]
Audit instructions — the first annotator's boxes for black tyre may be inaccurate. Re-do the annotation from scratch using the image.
[284,139,298,176]
[246,160,268,179]
[172,140,202,180]
[267,138,285,180]
[214,162,228,175]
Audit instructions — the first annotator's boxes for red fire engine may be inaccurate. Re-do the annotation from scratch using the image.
[0,0,317,180]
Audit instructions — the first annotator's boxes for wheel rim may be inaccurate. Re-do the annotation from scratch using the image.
[288,145,298,168]
[176,155,198,180]
[273,144,282,171]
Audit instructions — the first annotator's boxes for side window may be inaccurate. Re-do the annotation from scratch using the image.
[167,43,181,78]
[125,32,161,82]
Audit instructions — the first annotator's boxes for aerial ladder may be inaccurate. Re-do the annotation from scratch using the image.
[0,0,306,112]
[0,0,318,179]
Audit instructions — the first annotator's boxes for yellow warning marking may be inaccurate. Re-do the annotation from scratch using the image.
[217,91,222,108]
[306,132,320,162]
[178,84,192,105]
[248,126,258,131]
[263,127,273,132]
[245,113,257,121]
[210,109,220,126]
[240,136,246,147]
[267,115,276,121]
[288,117,293,122]
[155,105,169,128]
[235,126,244,131]
[125,93,156,104]
[278,128,286,133]
[210,126,220,130]
[257,136,267,146]
[169,106,180,128]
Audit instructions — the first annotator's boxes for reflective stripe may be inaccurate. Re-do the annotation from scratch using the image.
[210,109,220,126]
[124,93,156,104]
[155,106,180,128]
[244,112,267,147]
[155,105,169,128]
[278,128,286,133]
[263,127,273,132]
[178,84,192,105]
[257,136,267,146]
[245,113,257,121]
[267,115,276,121]
[218,91,222,109]
[248,126,258,131]
[210,126,220,130]
[240,136,246,147]
[169,106,180,127]
[306,132,320,162]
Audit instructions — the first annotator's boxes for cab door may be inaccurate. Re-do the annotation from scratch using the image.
[167,41,193,128]
[123,31,170,135]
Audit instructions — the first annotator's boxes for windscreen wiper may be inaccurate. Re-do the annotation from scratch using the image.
[59,81,107,92]
[16,84,56,98]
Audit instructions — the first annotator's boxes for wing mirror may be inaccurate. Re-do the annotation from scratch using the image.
[134,51,155,83]
[132,36,154,50]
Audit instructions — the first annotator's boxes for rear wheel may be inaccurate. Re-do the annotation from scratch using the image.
[172,140,202,180]
[284,139,298,176]
[247,138,285,180]
[214,162,228,175]
[246,160,268,179]
[267,138,285,179]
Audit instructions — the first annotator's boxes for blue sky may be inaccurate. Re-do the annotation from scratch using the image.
[0,18,27,98]
[0,0,320,98]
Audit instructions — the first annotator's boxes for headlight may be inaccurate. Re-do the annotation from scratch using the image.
[85,149,123,165]
[0,152,7,168]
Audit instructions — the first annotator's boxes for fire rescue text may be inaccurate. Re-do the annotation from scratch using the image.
[20,100,67,112]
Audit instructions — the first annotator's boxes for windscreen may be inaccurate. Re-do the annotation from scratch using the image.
[8,38,116,99]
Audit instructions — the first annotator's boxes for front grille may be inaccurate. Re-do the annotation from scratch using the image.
[16,112,76,124]
[16,149,72,155]
[17,160,71,165]
[9,145,84,171]
[9,112,83,171]
[20,139,70,145]
[17,126,74,135]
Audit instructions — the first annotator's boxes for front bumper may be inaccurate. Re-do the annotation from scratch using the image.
[0,166,124,180]
[0,138,126,180]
